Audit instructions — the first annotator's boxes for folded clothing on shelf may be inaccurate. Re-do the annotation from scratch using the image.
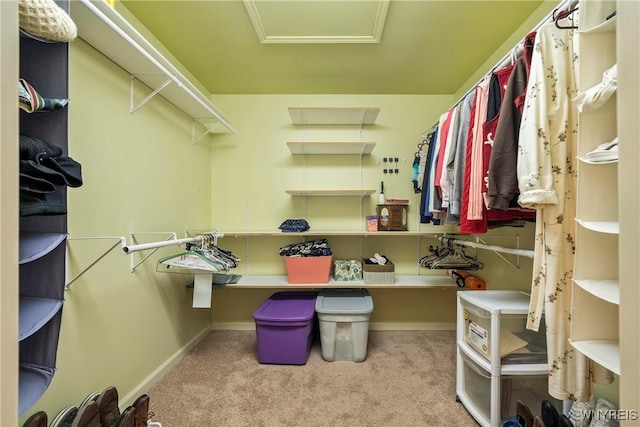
[278,218,310,232]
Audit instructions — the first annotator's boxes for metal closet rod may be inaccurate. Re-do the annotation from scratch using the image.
[428,0,577,131]
[439,236,534,259]
[122,233,224,254]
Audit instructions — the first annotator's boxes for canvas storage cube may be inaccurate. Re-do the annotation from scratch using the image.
[333,259,363,281]
[252,291,318,365]
[284,255,332,284]
[315,289,373,362]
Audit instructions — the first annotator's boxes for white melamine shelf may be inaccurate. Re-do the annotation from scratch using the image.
[581,15,617,34]
[288,107,380,125]
[71,0,234,132]
[286,189,376,197]
[221,230,441,237]
[226,275,457,289]
[575,219,619,234]
[569,339,620,375]
[287,141,376,155]
[577,156,618,165]
[573,279,620,305]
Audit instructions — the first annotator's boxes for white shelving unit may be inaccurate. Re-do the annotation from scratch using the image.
[70,0,235,135]
[456,291,554,427]
[285,189,376,197]
[287,141,376,155]
[288,107,380,125]
[227,274,456,289]
[286,106,380,198]
[569,0,620,376]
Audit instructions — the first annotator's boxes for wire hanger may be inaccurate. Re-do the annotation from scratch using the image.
[553,1,579,29]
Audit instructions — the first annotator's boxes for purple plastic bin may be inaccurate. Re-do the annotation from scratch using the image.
[252,292,318,365]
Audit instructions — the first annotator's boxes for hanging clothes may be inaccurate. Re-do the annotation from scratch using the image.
[448,90,476,221]
[460,81,487,234]
[516,22,596,402]
[488,31,537,211]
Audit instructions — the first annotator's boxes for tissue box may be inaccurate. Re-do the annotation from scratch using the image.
[362,259,394,284]
[333,260,363,281]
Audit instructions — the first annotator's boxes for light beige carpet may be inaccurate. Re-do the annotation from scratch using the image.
[147,330,479,427]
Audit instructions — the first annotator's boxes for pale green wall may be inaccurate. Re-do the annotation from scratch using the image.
[21,38,213,421]
[206,94,537,327]
[21,10,543,424]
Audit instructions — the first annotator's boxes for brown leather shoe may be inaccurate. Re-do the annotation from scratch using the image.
[22,411,47,427]
[131,394,150,427]
[113,406,135,427]
[97,386,121,427]
[71,401,100,427]
[533,415,546,427]
[49,406,78,427]
[517,400,535,427]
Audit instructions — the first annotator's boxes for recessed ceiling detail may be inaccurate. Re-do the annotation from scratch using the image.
[243,0,390,44]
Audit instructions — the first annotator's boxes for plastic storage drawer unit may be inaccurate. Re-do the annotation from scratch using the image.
[252,291,318,365]
[315,289,374,362]
[459,291,547,363]
[459,351,561,422]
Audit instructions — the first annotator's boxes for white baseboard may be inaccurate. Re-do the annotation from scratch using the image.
[369,322,456,331]
[120,325,212,407]
[211,321,455,331]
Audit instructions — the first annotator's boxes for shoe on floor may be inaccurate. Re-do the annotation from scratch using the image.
[559,414,573,427]
[541,400,560,427]
[22,411,47,427]
[568,398,596,427]
[132,394,150,427]
[113,406,135,427]
[49,406,78,427]
[516,400,534,427]
[70,401,100,427]
[532,416,545,427]
[590,398,620,427]
[79,392,100,409]
[97,386,121,427]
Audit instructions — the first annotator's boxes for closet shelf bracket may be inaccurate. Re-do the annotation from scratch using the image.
[65,236,127,290]
[192,119,221,144]
[130,74,173,114]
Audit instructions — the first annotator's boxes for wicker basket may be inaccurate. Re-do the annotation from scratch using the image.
[362,259,394,284]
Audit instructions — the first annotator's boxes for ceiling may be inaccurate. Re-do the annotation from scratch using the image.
[119,0,551,95]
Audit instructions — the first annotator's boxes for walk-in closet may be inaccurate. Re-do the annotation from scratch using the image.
[2,0,639,426]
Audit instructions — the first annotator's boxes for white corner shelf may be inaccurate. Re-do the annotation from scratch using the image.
[71,0,235,133]
[573,278,620,305]
[286,189,376,197]
[288,107,380,125]
[287,141,376,155]
[569,339,620,375]
[576,219,619,234]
